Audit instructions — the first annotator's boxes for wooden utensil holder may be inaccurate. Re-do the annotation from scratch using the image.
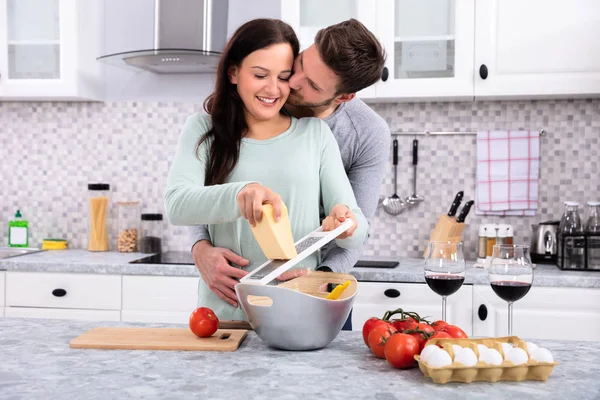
[423,215,466,257]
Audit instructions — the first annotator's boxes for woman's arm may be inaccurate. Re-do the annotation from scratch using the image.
[164,114,255,226]
[317,121,369,249]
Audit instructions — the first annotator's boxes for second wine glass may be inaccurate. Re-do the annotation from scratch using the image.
[424,241,466,322]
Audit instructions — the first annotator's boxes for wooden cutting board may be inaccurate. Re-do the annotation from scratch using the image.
[69,327,248,351]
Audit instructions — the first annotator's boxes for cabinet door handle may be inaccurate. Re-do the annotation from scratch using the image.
[52,288,67,297]
[478,304,488,321]
[381,67,389,82]
[479,64,488,80]
[384,288,400,298]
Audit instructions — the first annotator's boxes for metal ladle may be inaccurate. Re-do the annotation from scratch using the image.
[383,139,406,215]
[406,138,424,205]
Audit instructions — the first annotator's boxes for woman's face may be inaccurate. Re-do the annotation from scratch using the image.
[229,43,294,123]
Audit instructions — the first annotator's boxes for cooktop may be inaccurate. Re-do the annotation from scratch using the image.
[129,251,398,268]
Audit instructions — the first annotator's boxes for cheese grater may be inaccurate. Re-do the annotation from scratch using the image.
[240,219,354,285]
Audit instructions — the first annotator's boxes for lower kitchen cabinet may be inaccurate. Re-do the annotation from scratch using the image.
[352,282,473,335]
[0,271,5,317]
[121,275,199,324]
[4,271,121,322]
[473,285,600,342]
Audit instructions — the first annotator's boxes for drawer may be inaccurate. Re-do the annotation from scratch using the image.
[0,271,5,307]
[122,275,198,312]
[6,272,121,310]
[5,306,120,322]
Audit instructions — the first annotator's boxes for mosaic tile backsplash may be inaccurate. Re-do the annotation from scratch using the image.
[1,99,599,260]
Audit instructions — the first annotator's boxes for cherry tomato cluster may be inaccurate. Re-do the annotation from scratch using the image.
[362,308,468,369]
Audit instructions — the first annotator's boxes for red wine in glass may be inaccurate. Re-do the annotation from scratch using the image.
[490,281,532,302]
[425,274,465,296]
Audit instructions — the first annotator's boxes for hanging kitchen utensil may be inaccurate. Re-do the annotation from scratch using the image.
[383,139,406,215]
[407,138,424,205]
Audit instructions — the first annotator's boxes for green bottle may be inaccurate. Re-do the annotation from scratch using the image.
[8,210,29,248]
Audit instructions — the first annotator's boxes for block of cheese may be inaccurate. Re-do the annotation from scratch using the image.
[250,203,298,260]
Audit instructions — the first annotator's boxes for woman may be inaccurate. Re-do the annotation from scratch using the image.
[165,19,368,320]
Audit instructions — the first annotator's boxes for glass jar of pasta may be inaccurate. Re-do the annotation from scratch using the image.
[87,183,111,252]
[116,201,140,252]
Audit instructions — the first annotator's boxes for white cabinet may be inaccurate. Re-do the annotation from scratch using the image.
[280,0,377,98]
[474,0,600,99]
[352,281,473,335]
[0,271,4,317]
[5,271,121,322]
[0,0,104,100]
[121,275,199,324]
[473,285,600,342]
[373,0,475,101]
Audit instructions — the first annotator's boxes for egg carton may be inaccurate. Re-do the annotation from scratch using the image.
[415,336,558,384]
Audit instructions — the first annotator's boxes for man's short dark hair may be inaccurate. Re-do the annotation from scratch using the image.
[314,19,386,95]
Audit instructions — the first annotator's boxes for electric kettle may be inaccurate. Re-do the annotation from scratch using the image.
[530,221,559,264]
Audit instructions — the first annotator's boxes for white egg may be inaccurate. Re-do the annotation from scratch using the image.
[526,341,539,355]
[530,347,554,363]
[454,347,478,367]
[420,345,440,363]
[501,342,514,355]
[428,349,453,368]
[452,344,463,355]
[479,348,503,365]
[505,347,529,365]
[477,344,489,354]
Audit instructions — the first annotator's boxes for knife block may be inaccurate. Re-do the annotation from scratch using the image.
[423,215,466,258]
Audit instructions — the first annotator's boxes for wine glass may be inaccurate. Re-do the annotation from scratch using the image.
[424,241,466,322]
[488,244,534,336]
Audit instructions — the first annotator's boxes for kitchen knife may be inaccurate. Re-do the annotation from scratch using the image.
[218,320,253,330]
[447,191,464,217]
[456,200,475,223]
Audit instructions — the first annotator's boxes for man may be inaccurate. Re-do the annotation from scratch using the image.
[189,19,391,328]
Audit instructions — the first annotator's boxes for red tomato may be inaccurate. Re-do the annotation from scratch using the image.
[384,333,421,369]
[362,318,391,347]
[441,324,468,339]
[391,317,418,332]
[189,307,219,338]
[431,320,449,331]
[368,324,397,358]
[425,330,452,347]
[415,322,435,335]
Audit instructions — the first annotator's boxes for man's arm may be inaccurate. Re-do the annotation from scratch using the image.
[189,224,211,250]
[318,119,391,273]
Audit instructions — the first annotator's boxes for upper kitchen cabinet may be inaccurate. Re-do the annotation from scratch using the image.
[0,0,103,100]
[373,0,475,101]
[280,0,377,98]
[474,0,600,99]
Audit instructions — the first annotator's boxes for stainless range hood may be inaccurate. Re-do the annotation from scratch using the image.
[98,0,228,74]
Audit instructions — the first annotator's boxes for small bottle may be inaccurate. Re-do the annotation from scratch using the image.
[117,201,140,252]
[505,225,514,245]
[477,225,488,262]
[140,213,163,254]
[585,201,600,270]
[486,224,497,257]
[8,210,29,248]
[496,224,508,245]
[558,201,585,269]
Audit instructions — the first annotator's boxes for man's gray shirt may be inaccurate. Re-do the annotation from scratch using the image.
[187,97,391,273]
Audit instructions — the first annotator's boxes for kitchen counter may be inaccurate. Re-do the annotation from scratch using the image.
[1,249,599,288]
[0,317,598,400]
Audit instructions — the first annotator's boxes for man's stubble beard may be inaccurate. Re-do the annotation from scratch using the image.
[286,90,336,108]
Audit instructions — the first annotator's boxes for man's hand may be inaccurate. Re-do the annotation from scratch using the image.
[276,268,311,282]
[237,183,283,227]
[321,204,357,239]
[191,240,249,308]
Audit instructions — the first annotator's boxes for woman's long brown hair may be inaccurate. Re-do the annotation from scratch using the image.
[197,19,299,185]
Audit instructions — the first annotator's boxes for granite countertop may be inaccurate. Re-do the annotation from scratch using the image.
[0,318,598,400]
[1,249,600,288]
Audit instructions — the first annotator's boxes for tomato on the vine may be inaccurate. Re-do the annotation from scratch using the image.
[362,318,391,347]
[384,333,420,369]
[441,324,468,339]
[391,317,418,332]
[368,324,397,358]
[189,307,219,338]
[431,320,449,331]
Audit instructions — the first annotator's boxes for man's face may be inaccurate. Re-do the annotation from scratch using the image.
[287,44,341,108]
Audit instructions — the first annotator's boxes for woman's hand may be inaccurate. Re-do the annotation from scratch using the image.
[237,183,283,227]
[321,204,357,239]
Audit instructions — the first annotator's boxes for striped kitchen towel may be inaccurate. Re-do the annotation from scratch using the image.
[476,130,540,216]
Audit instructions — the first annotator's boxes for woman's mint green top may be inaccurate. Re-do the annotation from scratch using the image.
[165,113,368,320]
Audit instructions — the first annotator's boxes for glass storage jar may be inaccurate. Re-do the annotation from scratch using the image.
[87,183,110,252]
[140,213,163,254]
[116,201,140,252]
